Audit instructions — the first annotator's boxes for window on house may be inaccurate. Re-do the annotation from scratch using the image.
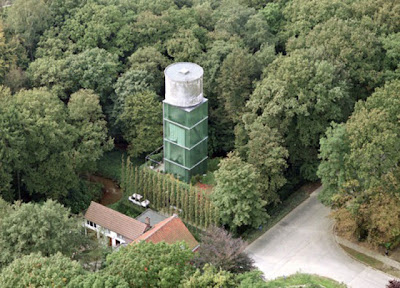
[87,220,97,228]
[116,239,120,246]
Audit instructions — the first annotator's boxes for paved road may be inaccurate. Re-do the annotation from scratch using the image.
[246,187,394,288]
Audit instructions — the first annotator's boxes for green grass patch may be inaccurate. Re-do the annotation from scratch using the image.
[340,245,400,278]
[266,273,346,288]
[96,149,144,182]
[107,196,145,219]
[243,189,309,243]
[340,245,383,267]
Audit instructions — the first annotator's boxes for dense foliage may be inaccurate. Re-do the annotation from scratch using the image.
[0,86,111,206]
[318,80,400,247]
[387,279,400,288]
[0,253,85,288]
[194,226,255,273]
[103,242,195,288]
[0,199,88,268]
[213,152,267,231]
[121,158,218,229]
[0,0,398,244]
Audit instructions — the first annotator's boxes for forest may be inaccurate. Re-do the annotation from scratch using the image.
[0,0,400,250]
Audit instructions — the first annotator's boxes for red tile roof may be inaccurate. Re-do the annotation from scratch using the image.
[85,201,147,241]
[134,215,199,251]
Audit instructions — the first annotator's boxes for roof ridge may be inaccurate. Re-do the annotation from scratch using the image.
[140,215,177,240]
[92,202,147,227]
[85,202,148,240]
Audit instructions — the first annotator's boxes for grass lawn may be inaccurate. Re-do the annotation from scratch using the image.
[96,149,144,182]
[340,245,400,278]
[95,148,145,217]
[265,273,346,288]
[243,188,310,243]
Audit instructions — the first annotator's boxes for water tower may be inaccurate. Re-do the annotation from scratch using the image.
[163,62,208,183]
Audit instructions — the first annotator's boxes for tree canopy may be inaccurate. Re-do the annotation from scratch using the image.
[103,241,195,288]
[0,253,84,288]
[0,0,399,247]
[318,80,400,247]
[194,226,255,274]
[0,200,86,268]
[0,87,110,202]
[213,152,267,231]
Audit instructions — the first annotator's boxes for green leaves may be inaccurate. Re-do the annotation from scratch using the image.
[213,152,267,231]
[104,241,194,288]
[68,89,113,172]
[119,91,162,157]
[0,253,84,288]
[29,48,120,101]
[246,49,350,180]
[0,200,85,268]
[318,80,400,246]
[0,87,111,201]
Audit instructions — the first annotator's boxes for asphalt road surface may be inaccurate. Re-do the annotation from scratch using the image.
[246,186,394,288]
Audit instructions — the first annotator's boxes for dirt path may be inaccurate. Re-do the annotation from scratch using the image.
[88,175,122,205]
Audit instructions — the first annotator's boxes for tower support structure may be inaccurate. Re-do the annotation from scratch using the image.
[163,62,208,182]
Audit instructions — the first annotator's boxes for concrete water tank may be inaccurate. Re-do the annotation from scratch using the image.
[164,62,204,107]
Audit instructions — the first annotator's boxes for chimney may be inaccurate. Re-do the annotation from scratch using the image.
[145,217,151,229]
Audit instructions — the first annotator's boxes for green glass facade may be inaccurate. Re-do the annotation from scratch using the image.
[163,100,208,182]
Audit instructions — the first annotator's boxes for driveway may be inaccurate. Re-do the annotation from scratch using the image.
[246,187,394,288]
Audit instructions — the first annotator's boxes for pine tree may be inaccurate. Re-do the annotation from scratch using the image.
[194,188,199,228]
[213,205,220,226]
[156,174,161,210]
[180,184,185,216]
[121,156,125,191]
[170,179,176,215]
[134,166,139,195]
[161,175,167,213]
[148,172,154,203]
[127,158,134,195]
[199,192,204,229]
[184,189,189,223]
[208,200,214,228]
[188,187,194,225]
[204,198,209,228]
[176,183,181,212]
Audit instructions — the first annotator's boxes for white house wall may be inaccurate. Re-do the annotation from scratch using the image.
[84,221,128,247]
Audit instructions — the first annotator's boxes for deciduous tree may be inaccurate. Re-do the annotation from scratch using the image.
[212,152,267,231]
[194,226,255,274]
[0,200,85,268]
[103,241,194,288]
[0,253,84,288]
[67,274,129,288]
[68,89,113,172]
[119,90,162,157]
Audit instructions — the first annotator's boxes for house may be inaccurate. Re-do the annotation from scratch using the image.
[84,201,148,247]
[134,214,200,252]
[84,202,199,251]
